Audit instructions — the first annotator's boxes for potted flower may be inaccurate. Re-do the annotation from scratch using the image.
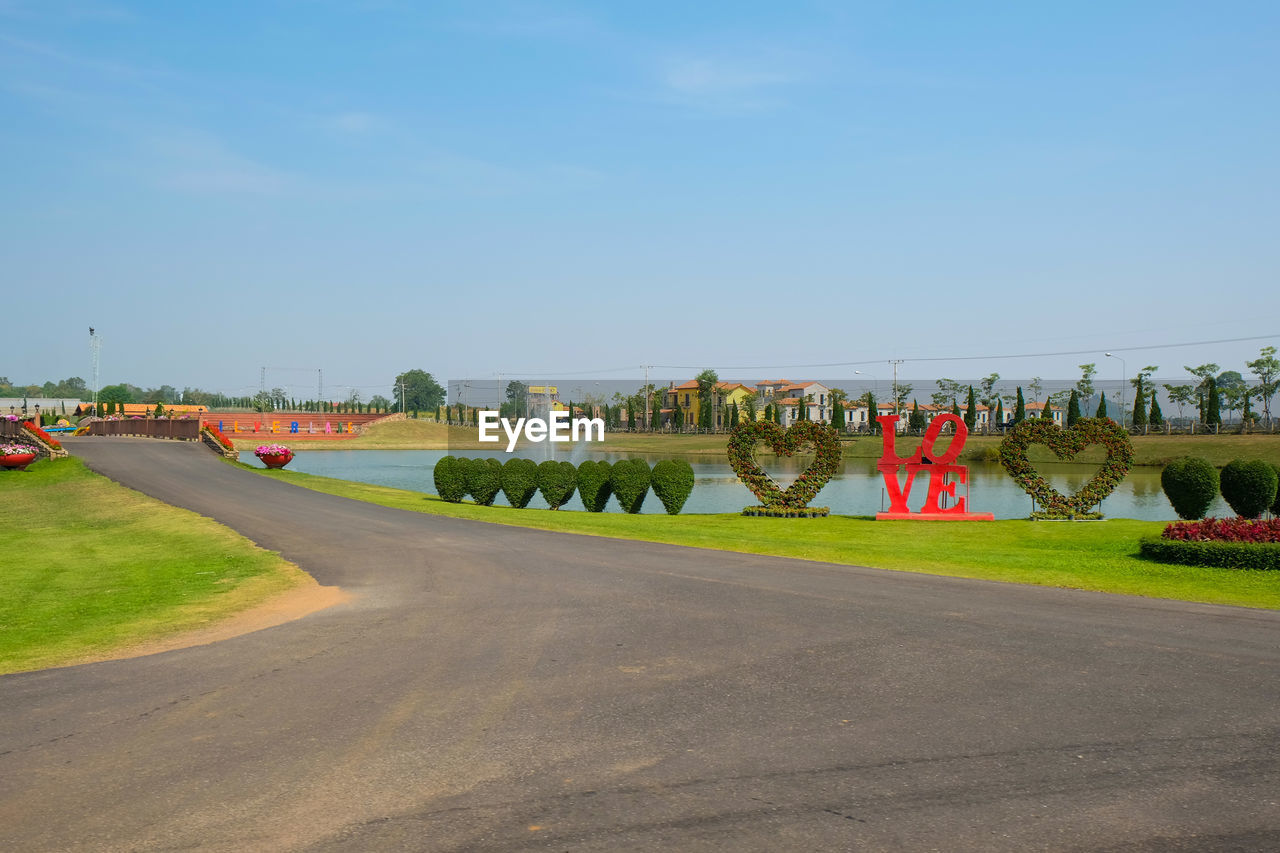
[0,443,39,471]
[255,443,294,469]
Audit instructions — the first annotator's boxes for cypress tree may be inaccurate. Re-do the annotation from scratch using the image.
[673,405,684,430]
[1132,375,1147,428]
[995,398,1004,429]
[909,399,923,431]
[1042,397,1054,419]
[951,399,961,418]
[1206,377,1221,426]
[964,386,976,431]
[1242,390,1252,432]
[1149,395,1164,428]
[1096,394,1108,419]
[763,403,772,424]
[833,398,845,430]
[1014,387,1026,424]
[729,401,739,427]
[866,393,879,433]
[1066,389,1081,426]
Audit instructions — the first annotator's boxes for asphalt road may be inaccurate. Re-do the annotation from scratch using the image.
[2,437,1278,852]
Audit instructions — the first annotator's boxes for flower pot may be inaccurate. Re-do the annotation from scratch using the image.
[259,453,293,469]
[0,453,38,471]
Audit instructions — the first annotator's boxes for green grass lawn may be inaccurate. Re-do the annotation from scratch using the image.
[0,458,306,673]
[246,464,1280,611]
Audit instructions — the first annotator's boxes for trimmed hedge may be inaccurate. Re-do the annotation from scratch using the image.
[500,457,539,509]
[576,460,613,512]
[610,458,651,514]
[466,457,503,506]
[1160,457,1219,520]
[651,459,695,515]
[536,460,577,510]
[433,455,468,503]
[1219,459,1278,519]
[1139,536,1280,571]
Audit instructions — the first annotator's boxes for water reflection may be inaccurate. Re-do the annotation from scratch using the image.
[241,449,1230,521]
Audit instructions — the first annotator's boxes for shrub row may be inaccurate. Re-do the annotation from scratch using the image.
[1139,537,1280,571]
[1161,457,1280,520]
[1161,518,1280,544]
[432,456,695,514]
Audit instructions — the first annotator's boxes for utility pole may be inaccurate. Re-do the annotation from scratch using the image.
[400,380,406,415]
[260,366,266,394]
[318,369,323,404]
[88,327,100,410]
[642,364,651,430]
[889,359,904,415]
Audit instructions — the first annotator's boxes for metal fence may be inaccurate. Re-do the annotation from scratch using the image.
[87,418,201,440]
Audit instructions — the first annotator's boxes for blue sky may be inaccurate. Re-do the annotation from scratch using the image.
[2,0,1277,400]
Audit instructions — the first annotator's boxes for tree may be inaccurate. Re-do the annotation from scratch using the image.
[932,378,963,409]
[1163,384,1194,423]
[1076,363,1097,411]
[891,382,912,412]
[994,398,1004,430]
[673,404,684,430]
[1041,397,1055,419]
[98,384,134,404]
[394,370,446,413]
[1028,377,1043,403]
[1149,394,1164,428]
[1131,374,1147,428]
[369,394,391,411]
[1096,393,1108,419]
[505,380,529,413]
[1013,387,1026,424]
[1066,389,1081,426]
[741,390,759,423]
[1246,346,1279,427]
[964,386,977,431]
[909,399,927,431]
[1206,376,1221,427]
[866,392,879,433]
[829,389,845,430]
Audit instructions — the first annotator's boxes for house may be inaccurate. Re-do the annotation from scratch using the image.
[777,382,831,424]
[1023,402,1064,426]
[667,380,758,429]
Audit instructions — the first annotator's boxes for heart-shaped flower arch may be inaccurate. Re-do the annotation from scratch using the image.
[998,417,1133,516]
[728,420,841,509]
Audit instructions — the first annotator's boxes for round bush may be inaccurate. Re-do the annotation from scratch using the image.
[576,460,613,512]
[466,457,503,506]
[433,455,468,503]
[610,458,651,514]
[651,459,695,515]
[1160,457,1219,520]
[1219,459,1279,519]
[500,457,539,508]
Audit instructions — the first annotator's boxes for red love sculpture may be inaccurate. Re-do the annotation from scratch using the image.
[875,414,993,521]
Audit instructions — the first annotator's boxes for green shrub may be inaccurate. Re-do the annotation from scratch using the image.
[1219,459,1278,519]
[465,457,503,506]
[536,460,577,510]
[651,459,695,515]
[1139,536,1280,570]
[1160,457,1219,520]
[500,457,539,509]
[610,458,651,514]
[433,456,468,503]
[576,460,613,512]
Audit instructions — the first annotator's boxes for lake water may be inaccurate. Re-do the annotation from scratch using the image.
[241,449,1228,521]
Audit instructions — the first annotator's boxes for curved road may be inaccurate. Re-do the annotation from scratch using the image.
[2,437,1278,851]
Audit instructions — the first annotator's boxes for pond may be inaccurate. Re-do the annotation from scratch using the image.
[240,449,1225,521]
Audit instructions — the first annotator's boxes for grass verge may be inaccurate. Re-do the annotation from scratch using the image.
[243,463,1280,610]
[0,458,308,674]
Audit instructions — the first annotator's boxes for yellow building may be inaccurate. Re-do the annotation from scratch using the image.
[667,380,757,429]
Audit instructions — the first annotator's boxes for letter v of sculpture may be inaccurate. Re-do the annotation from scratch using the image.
[875,413,994,520]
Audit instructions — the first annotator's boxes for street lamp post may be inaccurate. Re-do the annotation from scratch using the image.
[1105,352,1127,427]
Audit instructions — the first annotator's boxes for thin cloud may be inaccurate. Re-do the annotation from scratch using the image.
[642,50,811,114]
[414,151,604,197]
[146,131,293,196]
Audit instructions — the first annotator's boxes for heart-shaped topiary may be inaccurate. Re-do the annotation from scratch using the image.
[651,459,695,514]
[609,458,652,514]
[728,420,841,509]
[576,460,613,512]
[998,417,1133,516]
